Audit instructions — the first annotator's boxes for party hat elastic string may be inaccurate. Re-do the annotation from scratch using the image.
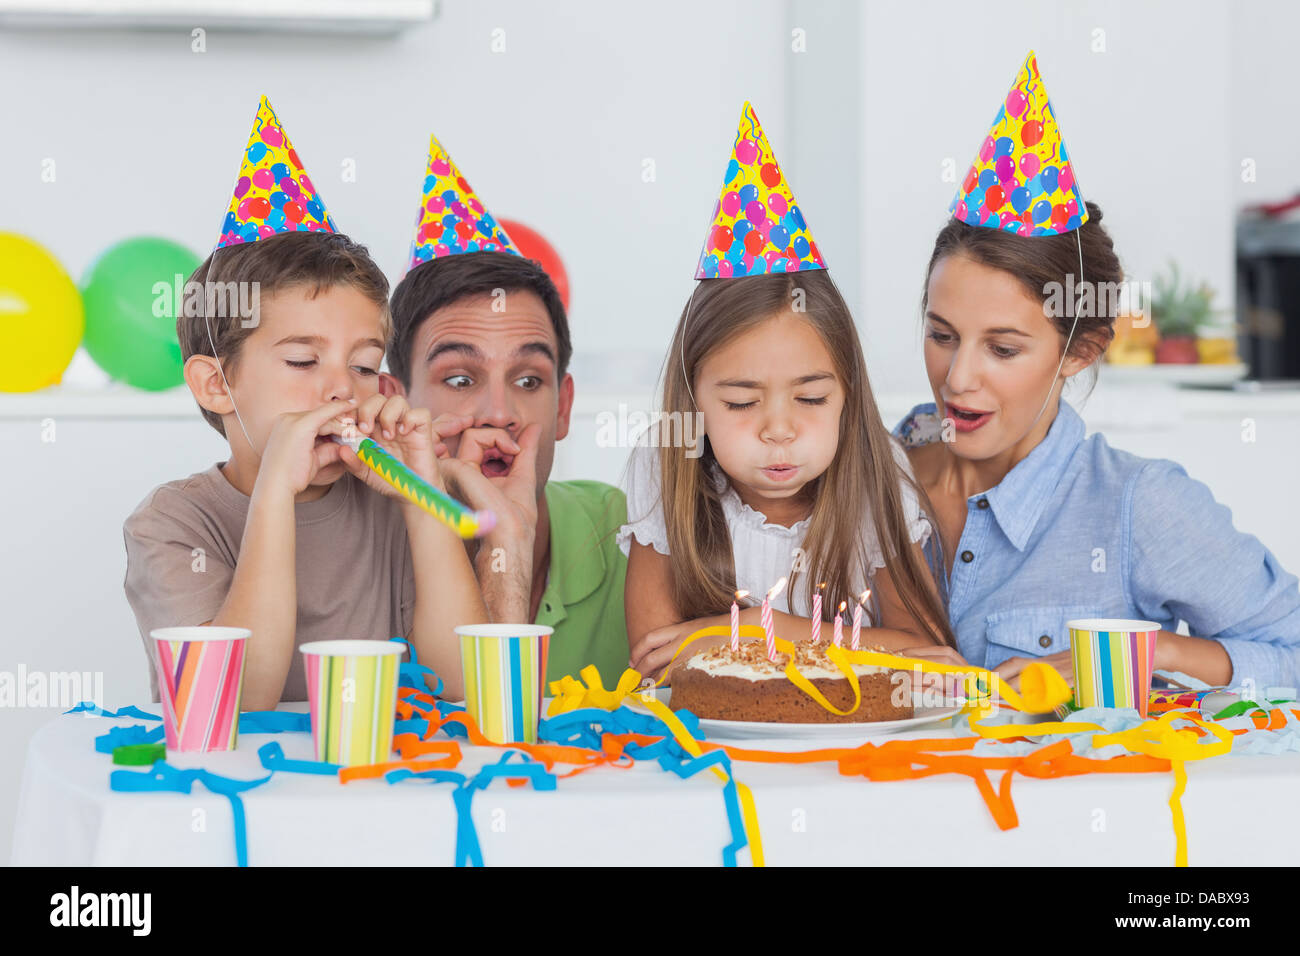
[1028,228,1085,431]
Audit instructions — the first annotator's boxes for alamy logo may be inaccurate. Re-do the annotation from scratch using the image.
[49,886,151,936]
[0,665,103,710]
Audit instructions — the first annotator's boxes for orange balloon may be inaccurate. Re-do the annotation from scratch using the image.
[498,219,569,311]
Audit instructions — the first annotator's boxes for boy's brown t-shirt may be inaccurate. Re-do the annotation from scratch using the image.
[123,463,415,702]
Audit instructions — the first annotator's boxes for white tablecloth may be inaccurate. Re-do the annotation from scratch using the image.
[13,703,1300,866]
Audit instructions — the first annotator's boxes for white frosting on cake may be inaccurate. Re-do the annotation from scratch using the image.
[683,644,893,683]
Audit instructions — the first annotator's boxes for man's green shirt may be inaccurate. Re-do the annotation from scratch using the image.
[534,480,628,688]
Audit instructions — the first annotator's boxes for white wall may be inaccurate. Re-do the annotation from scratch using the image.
[859,0,1234,395]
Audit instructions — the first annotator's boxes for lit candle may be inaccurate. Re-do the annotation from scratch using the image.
[730,590,748,652]
[810,582,826,645]
[762,577,787,661]
[850,589,869,650]
[833,601,847,647]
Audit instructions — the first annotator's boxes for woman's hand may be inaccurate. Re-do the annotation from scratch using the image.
[994,650,1074,693]
[895,643,974,702]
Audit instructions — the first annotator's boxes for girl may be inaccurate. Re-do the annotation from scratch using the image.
[621,269,954,680]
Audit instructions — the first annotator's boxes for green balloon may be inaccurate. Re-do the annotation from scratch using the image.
[81,237,200,391]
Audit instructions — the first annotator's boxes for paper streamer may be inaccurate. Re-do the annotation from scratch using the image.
[65,702,161,721]
[110,762,272,867]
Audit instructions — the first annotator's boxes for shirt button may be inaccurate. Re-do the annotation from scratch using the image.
[960,550,974,563]
[545,604,552,612]
[976,498,989,510]
[1038,634,1052,648]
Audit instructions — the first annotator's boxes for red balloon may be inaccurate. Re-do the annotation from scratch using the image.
[455,220,475,242]
[962,166,978,195]
[283,201,305,223]
[1021,121,1044,148]
[760,162,782,188]
[985,185,1005,211]
[246,197,271,220]
[497,218,570,311]
[712,225,734,253]
[743,229,765,255]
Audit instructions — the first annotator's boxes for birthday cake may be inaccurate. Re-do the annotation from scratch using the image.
[669,642,913,724]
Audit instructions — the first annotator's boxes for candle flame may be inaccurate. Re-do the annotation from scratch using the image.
[838,600,847,612]
[735,590,749,601]
[859,589,871,604]
[817,581,827,591]
[767,577,787,600]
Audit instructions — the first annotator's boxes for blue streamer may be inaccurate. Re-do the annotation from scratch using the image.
[394,717,431,738]
[257,741,340,776]
[239,711,311,734]
[94,724,164,753]
[65,702,162,720]
[110,762,272,866]
[391,635,445,696]
[385,750,557,866]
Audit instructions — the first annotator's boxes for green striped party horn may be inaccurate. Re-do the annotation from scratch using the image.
[300,640,404,766]
[334,434,494,539]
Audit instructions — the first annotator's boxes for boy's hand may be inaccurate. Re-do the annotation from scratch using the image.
[335,396,469,496]
[258,398,359,497]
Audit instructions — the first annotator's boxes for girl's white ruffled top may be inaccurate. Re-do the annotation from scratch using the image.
[616,437,932,617]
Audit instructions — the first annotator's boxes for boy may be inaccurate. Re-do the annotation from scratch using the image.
[124,100,485,707]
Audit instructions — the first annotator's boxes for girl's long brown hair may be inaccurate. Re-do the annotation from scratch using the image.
[648,271,955,647]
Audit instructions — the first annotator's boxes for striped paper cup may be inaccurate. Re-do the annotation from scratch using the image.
[300,640,405,766]
[1068,619,1160,716]
[150,627,249,752]
[455,625,553,744]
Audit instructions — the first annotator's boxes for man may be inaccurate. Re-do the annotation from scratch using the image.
[388,243,628,689]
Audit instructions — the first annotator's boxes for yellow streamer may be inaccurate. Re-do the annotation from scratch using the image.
[547,625,1236,868]
[545,662,765,866]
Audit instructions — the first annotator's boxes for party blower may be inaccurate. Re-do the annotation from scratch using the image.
[332,433,495,539]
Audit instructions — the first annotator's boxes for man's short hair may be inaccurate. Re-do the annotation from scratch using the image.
[387,251,571,390]
[177,231,391,437]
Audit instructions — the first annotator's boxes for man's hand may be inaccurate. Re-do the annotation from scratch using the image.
[442,423,543,544]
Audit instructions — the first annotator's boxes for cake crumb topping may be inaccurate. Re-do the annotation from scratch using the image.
[693,640,891,675]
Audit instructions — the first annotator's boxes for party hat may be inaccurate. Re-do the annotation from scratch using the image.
[695,102,825,279]
[408,134,519,271]
[950,51,1086,235]
[215,96,338,250]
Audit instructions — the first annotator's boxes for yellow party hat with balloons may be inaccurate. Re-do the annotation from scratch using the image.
[408,134,519,271]
[215,97,338,250]
[950,51,1086,235]
[694,102,825,279]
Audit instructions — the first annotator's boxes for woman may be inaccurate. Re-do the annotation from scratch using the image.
[895,201,1300,692]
